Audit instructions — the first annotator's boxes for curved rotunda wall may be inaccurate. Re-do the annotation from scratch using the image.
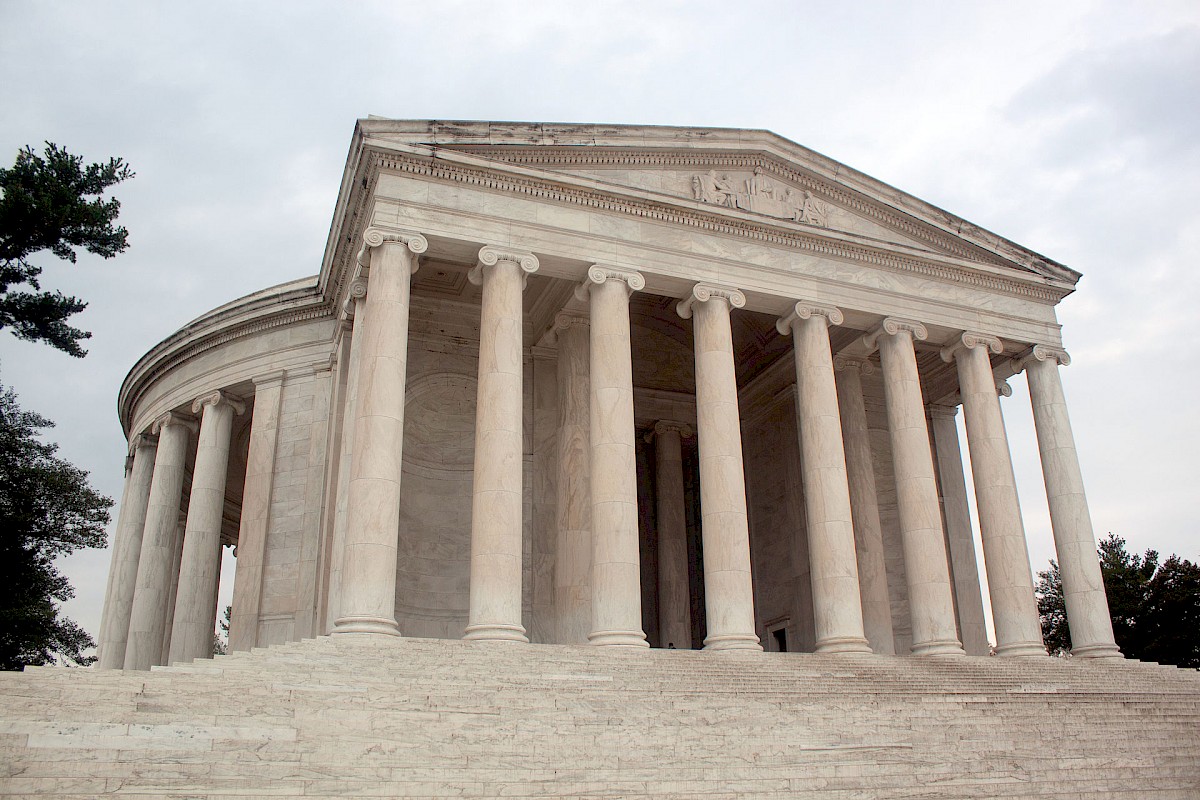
[118,280,340,653]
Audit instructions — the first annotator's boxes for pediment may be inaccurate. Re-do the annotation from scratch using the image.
[354,120,1080,289]
[450,144,1057,277]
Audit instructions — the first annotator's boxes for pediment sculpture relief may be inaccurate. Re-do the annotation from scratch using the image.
[691,166,830,227]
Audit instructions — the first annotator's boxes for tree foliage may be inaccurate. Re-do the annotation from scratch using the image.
[1036,533,1200,668]
[0,385,112,669]
[0,142,133,357]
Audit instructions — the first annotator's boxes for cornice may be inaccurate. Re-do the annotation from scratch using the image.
[364,148,1073,305]
[118,286,333,437]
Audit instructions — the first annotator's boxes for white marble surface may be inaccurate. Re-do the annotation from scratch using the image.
[780,305,871,654]
[553,314,592,645]
[946,334,1044,657]
[464,247,536,642]
[680,285,761,651]
[584,270,648,647]
[125,413,194,670]
[169,391,242,664]
[333,235,421,637]
[97,435,156,669]
[833,358,895,655]
[871,321,963,657]
[1024,349,1121,658]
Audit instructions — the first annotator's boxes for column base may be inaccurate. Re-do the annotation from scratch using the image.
[703,633,763,652]
[995,640,1049,658]
[588,630,649,647]
[331,615,401,636]
[911,639,966,657]
[815,636,874,654]
[1071,642,1123,659]
[463,622,529,643]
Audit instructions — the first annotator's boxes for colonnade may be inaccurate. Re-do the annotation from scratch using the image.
[99,227,1122,669]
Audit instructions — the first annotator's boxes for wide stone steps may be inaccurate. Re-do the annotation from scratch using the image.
[2,635,1199,798]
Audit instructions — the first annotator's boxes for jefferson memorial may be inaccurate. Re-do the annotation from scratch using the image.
[97,118,1120,667]
[6,119,1199,799]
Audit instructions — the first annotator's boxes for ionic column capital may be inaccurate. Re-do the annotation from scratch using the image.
[940,331,1003,363]
[862,316,928,352]
[191,389,246,417]
[542,310,590,347]
[127,431,158,459]
[833,354,876,376]
[358,227,428,264]
[1018,344,1072,371]
[676,283,745,319]
[996,379,1013,398]
[346,228,426,319]
[150,411,197,436]
[646,420,695,442]
[775,301,844,336]
[574,264,645,302]
[341,278,368,319]
[469,246,539,286]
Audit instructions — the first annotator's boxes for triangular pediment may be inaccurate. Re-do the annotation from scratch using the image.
[356,120,1079,286]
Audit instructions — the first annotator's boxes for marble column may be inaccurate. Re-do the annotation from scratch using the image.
[650,421,693,650]
[326,293,369,633]
[865,318,963,656]
[168,390,244,664]
[332,228,426,636]
[926,404,991,656]
[832,356,895,654]
[464,246,539,642]
[578,266,648,647]
[552,311,592,645]
[98,434,158,669]
[942,333,1045,657]
[125,412,196,670]
[677,284,761,651]
[1022,346,1121,658]
[778,303,871,654]
[229,371,284,652]
[160,513,186,665]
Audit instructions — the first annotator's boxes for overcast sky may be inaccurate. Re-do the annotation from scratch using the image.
[1,1,1197,651]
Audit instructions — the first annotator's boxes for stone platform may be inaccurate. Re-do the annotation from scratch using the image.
[2,637,1199,798]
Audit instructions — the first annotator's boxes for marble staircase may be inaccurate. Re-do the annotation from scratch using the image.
[2,635,1199,798]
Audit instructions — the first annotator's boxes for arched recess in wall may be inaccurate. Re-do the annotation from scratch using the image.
[394,371,478,638]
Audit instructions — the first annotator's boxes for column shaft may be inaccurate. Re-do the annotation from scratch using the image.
[585,270,648,647]
[833,359,895,654]
[653,423,692,649]
[780,305,870,653]
[124,414,193,670]
[228,372,284,651]
[554,314,592,644]
[948,335,1045,656]
[159,514,186,664]
[927,405,991,655]
[1025,349,1121,658]
[464,247,538,642]
[333,231,423,636]
[678,285,761,651]
[326,304,369,633]
[98,435,157,669]
[872,320,963,656]
[168,391,242,664]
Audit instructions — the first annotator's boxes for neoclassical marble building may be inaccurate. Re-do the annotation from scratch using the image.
[97,120,1120,670]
